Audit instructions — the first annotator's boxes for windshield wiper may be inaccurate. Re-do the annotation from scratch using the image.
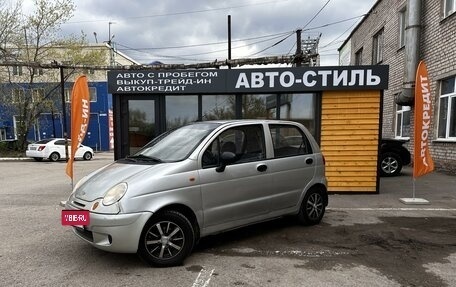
[126,154,163,163]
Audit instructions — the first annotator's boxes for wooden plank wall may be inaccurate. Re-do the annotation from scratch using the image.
[321,90,381,193]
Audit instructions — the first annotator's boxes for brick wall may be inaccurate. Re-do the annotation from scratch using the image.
[344,0,456,174]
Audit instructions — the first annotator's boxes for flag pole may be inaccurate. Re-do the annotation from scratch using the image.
[400,60,431,205]
[412,178,416,199]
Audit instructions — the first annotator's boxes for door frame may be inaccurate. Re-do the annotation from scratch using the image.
[113,94,164,159]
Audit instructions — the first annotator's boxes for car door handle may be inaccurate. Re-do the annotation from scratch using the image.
[305,158,313,165]
[256,164,268,172]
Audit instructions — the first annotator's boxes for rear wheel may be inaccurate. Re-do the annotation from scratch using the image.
[380,152,402,177]
[138,210,195,267]
[297,187,326,225]
[49,152,60,162]
[83,152,92,160]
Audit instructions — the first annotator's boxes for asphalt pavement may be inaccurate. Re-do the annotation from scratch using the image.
[2,152,455,209]
[1,152,456,287]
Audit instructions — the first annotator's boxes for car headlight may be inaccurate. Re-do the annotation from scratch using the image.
[102,182,128,206]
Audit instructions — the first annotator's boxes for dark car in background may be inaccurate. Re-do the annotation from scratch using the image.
[379,138,411,177]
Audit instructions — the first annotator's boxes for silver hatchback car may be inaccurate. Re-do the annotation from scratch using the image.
[65,120,327,267]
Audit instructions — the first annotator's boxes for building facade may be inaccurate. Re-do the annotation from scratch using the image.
[339,0,456,173]
[0,43,138,151]
[108,66,389,193]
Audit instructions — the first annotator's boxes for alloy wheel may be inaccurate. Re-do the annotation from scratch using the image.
[306,192,323,221]
[144,221,185,260]
[381,156,398,174]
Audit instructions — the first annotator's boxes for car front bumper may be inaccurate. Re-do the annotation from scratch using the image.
[65,202,152,253]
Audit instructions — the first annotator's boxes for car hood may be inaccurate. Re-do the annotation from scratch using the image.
[74,161,159,202]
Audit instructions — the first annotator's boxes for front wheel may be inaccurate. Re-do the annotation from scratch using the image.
[297,187,326,225]
[138,210,195,267]
[83,152,92,160]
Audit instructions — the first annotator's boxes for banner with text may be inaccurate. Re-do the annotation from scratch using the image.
[413,61,434,178]
[66,76,91,179]
[108,66,389,94]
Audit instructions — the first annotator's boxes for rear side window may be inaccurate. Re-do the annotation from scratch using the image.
[202,124,266,168]
[269,124,312,158]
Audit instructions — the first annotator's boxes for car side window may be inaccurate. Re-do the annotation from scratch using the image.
[54,140,66,145]
[269,124,312,158]
[202,124,266,168]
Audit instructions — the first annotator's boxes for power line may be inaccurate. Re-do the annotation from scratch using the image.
[247,0,332,57]
[116,32,294,60]
[301,0,331,30]
[115,31,293,51]
[66,0,289,24]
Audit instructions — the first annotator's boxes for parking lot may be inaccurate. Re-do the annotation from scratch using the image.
[1,153,456,287]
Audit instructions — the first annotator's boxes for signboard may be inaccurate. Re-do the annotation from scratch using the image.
[108,66,389,94]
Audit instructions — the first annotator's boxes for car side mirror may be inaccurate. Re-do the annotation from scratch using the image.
[216,151,236,173]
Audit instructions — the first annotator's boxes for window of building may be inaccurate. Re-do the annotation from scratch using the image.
[242,94,275,119]
[444,0,456,17]
[64,88,71,102]
[395,104,411,138]
[33,68,44,76]
[355,48,363,65]
[279,93,317,136]
[399,8,407,48]
[89,87,97,102]
[372,28,384,64]
[12,66,23,76]
[12,89,25,103]
[202,95,236,120]
[83,68,95,75]
[438,76,456,139]
[32,89,45,102]
[165,95,198,130]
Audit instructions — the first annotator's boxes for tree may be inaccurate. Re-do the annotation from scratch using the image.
[0,0,105,151]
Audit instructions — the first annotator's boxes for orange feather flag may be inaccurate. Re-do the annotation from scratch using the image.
[66,76,90,179]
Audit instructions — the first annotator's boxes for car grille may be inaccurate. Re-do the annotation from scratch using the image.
[72,200,86,208]
[74,226,94,242]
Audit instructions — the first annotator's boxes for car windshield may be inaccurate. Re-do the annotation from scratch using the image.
[132,122,221,162]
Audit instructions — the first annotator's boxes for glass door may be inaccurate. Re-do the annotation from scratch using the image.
[128,99,157,155]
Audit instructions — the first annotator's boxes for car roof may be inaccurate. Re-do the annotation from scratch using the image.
[191,119,302,126]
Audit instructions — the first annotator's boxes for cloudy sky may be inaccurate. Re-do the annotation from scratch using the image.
[34,0,377,66]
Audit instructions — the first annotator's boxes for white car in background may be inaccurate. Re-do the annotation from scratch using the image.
[26,138,94,162]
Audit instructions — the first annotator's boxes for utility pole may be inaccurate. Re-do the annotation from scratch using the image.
[108,22,115,66]
[295,29,302,67]
[60,66,69,161]
[228,15,232,68]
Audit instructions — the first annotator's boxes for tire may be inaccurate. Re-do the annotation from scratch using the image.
[379,152,402,177]
[49,152,60,162]
[33,157,43,162]
[83,152,92,161]
[297,187,326,226]
[138,210,195,267]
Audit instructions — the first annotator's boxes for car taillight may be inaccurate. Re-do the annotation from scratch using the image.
[38,146,46,151]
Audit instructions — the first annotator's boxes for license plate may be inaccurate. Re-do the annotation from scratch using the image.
[61,210,90,226]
